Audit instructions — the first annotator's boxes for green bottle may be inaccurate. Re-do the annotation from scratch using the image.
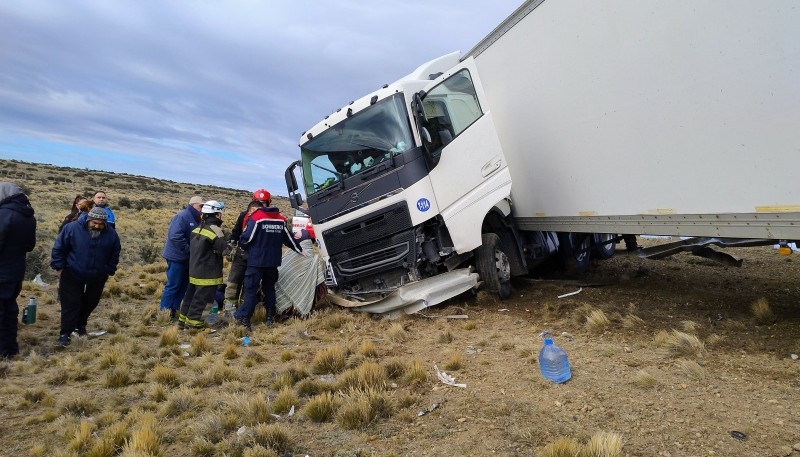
[22,297,37,324]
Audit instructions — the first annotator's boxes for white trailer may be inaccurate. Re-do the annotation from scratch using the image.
[285,0,800,314]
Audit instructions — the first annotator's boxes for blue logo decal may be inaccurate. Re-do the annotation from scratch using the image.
[416,198,431,212]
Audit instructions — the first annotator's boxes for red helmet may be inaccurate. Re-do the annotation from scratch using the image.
[252,188,270,202]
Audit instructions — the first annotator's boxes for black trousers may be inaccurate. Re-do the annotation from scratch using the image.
[59,270,107,336]
[0,281,22,358]
[224,247,248,302]
[179,283,217,325]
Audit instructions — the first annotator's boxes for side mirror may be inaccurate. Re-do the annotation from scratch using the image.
[284,161,304,210]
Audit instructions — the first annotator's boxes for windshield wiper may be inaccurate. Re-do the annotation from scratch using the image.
[311,162,346,181]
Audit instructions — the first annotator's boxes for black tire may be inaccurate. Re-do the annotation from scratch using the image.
[592,233,616,260]
[475,233,512,299]
[558,232,591,276]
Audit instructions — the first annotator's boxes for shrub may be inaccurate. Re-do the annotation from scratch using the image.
[118,196,132,208]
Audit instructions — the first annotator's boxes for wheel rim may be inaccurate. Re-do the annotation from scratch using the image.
[495,249,511,282]
[575,234,591,263]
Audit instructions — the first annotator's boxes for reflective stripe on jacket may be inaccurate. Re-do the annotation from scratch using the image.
[188,218,226,286]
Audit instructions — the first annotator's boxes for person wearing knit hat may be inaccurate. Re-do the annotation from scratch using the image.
[51,201,120,347]
[0,182,37,359]
[160,196,205,319]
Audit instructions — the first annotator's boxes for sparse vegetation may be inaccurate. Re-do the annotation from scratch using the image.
[2,159,798,456]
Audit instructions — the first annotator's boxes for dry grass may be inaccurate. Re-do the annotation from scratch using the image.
[386,323,408,342]
[436,330,454,343]
[621,314,645,329]
[244,424,294,455]
[151,364,180,387]
[312,345,347,374]
[751,297,776,325]
[402,360,427,386]
[190,332,213,356]
[337,361,387,391]
[631,370,657,388]
[583,431,623,456]
[660,330,707,359]
[122,412,160,456]
[272,388,299,414]
[158,326,179,347]
[358,339,378,358]
[443,354,463,371]
[586,309,611,334]
[223,392,273,426]
[335,388,394,430]
[679,360,707,380]
[302,392,340,422]
[540,437,582,457]
[104,366,132,388]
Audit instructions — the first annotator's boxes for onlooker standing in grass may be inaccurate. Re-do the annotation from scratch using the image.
[0,182,37,359]
[92,191,116,227]
[160,196,205,319]
[234,191,302,331]
[223,199,265,309]
[59,195,91,232]
[51,207,120,347]
[178,200,227,329]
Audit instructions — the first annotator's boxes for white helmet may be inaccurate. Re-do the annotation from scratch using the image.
[201,200,225,214]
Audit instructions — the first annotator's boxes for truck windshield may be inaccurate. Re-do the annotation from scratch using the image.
[301,94,413,196]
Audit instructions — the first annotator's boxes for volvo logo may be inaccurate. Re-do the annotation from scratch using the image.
[416,198,431,212]
[350,192,359,203]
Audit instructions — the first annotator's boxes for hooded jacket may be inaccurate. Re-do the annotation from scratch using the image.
[162,205,202,263]
[0,183,37,283]
[51,218,121,283]
[240,207,302,267]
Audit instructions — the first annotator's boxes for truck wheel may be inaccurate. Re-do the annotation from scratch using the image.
[592,233,616,260]
[476,233,512,299]
[558,232,591,276]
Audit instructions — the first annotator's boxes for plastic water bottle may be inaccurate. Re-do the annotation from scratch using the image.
[22,297,37,325]
[242,336,250,347]
[539,332,571,383]
[206,304,219,326]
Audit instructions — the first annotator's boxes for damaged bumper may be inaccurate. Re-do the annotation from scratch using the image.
[326,268,479,316]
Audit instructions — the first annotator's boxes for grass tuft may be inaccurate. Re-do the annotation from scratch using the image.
[152,364,180,387]
[679,360,707,380]
[337,361,387,391]
[311,345,347,374]
[401,360,427,386]
[358,339,378,358]
[245,424,294,455]
[751,297,776,325]
[586,309,611,334]
[302,392,340,423]
[104,366,132,388]
[68,419,96,453]
[387,323,408,342]
[661,330,706,359]
[158,326,179,347]
[540,437,581,457]
[443,354,463,371]
[583,431,623,457]
[631,370,657,389]
[436,330,454,343]
[272,388,298,414]
[190,332,212,356]
[122,412,160,456]
[335,388,394,430]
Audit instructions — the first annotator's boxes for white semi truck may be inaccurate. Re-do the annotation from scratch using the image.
[285,0,800,314]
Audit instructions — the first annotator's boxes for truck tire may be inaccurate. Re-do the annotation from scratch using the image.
[558,232,591,276]
[592,233,616,260]
[476,233,512,299]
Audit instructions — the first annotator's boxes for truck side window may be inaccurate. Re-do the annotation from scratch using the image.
[422,69,482,151]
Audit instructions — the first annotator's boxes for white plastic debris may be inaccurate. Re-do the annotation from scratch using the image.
[288,405,295,417]
[236,426,247,436]
[32,274,48,286]
[791,353,799,361]
[498,309,509,312]
[557,287,583,299]
[179,343,191,349]
[434,364,466,388]
[88,330,107,337]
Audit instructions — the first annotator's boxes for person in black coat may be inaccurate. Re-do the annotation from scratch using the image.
[51,207,121,347]
[59,195,91,232]
[0,182,37,359]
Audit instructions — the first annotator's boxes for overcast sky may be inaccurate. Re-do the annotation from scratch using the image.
[0,1,522,195]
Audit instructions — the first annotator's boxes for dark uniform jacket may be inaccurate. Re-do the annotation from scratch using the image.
[0,184,37,283]
[51,220,121,283]
[240,207,301,267]
[188,216,226,286]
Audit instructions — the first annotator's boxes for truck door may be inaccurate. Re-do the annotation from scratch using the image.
[418,57,511,252]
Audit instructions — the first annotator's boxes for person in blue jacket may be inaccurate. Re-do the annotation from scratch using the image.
[0,182,37,359]
[51,207,120,347]
[159,196,205,319]
[92,191,116,227]
[233,191,302,331]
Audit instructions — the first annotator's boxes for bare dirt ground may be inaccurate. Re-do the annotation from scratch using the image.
[1,159,799,456]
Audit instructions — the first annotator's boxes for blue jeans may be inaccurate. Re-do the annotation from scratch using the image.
[235,266,278,320]
[160,260,189,311]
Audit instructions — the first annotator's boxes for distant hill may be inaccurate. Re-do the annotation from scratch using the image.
[0,158,293,281]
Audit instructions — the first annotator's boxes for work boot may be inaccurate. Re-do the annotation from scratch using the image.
[57,334,71,348]
[235,317,252,332]
[74,327,87,337]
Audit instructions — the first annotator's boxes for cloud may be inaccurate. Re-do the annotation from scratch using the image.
[0,0,522,194]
